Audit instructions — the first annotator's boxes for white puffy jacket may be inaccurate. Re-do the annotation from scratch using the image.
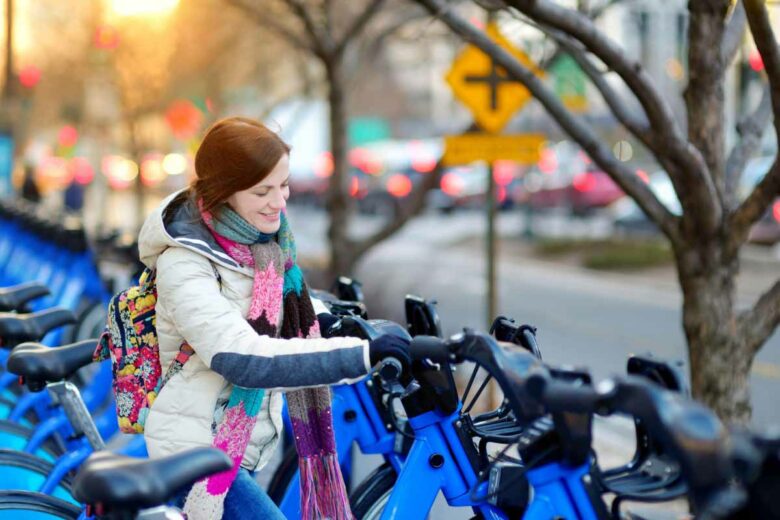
[138,189,371,470]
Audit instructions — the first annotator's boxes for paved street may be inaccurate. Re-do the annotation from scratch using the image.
[288,205,780,428]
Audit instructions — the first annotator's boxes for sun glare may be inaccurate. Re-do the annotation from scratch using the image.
[108,0,180,17]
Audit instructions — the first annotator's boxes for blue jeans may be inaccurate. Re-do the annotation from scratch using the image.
[175,468,285,520]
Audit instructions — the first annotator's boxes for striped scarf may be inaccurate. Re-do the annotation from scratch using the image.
[183,202,352,519]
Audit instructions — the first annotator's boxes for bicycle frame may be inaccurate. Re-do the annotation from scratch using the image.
[522,460,603,519]
[0,379,146,499]
[372,331,611,520]
[0,359,119,455]
[377,404,505,520]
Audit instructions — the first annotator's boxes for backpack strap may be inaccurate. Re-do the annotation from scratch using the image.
[139,267,156,289]
[161,342,195,387]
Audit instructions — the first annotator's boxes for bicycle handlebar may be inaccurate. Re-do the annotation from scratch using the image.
[409,328,742,515]
[411,329,547,424]
[527,369,735,514]
[327,316,411,384]
[409,335,449,364]
[526,373,610,415]
[490,316,543,360]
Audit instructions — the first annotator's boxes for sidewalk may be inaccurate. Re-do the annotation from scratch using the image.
[450,232,777,311]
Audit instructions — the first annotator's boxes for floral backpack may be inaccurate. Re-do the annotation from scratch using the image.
[93,267,202,434]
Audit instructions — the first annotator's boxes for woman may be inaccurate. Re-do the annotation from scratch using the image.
[138,117,410,520]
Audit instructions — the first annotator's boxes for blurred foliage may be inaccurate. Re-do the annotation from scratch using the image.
[536,238,673,270]
[4,0,301,154]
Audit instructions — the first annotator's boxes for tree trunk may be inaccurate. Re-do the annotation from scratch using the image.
[125,116,145,232]
[676,244,752,423]
[324,56,355,279]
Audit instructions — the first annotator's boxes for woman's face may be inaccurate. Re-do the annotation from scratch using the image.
[226,154,290,234]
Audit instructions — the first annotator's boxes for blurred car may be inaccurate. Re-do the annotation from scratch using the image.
[427,165,487,212]
[519,142,624,215]
[427,161,521,213]
[523,168,624,215]
[289,139,441,218]
[568,170,624,214]
[748,200,780,244]
[353,140,440,218]
[612,159,780,245]
[742,156,780,245]
[612,172,681,235]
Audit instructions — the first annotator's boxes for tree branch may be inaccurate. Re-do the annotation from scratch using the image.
[352,0,627,263]
[334,0,386,57]
[324,0,334,35]
[350,163,444,259]
[503,0,694,158]
[732,0,780,240]
[225,0,312,52]
[413,0,683,246]
[586,0,620,20]
[739,277,780,355]
[744,0,780,147]
[531,0,616,68]
[725,85,772,209]
[283,0,332,57]
[521,15,697,201]
[504,0,722,234]
[359,8,432,63]
[685,0,731,220]
[523,21,653,150]
[731,159,780,246]
[722,0,747,67]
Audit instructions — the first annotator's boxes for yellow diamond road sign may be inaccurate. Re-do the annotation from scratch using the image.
[446,22,543,134]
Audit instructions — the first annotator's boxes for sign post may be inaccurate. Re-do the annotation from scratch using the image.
[443,21,545,328]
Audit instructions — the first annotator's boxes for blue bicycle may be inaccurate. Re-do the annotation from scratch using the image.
[4,339,145,502]
[0,446,230,520]
[269,291,442,518]
[348,329,714,519]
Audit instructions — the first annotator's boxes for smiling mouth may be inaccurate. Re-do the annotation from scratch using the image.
[259,213,280,221]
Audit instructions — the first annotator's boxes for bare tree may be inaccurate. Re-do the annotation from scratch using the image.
[100,1,292,227]
[227,0,446,277]
[412,0,779,422]
[0,0,96,156]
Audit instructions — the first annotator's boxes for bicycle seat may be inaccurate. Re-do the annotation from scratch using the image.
[0,308,76,348]
[72,448,233,510]
[0,282,49,312]
[7,339,98,385]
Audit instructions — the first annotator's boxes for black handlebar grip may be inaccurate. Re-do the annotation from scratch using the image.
[526,373,604,414]
[410,335,449,363]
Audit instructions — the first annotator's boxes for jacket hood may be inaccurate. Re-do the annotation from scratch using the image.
[138,189,252,275]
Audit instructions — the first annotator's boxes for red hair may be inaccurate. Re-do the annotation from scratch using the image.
[191,117,290,213]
